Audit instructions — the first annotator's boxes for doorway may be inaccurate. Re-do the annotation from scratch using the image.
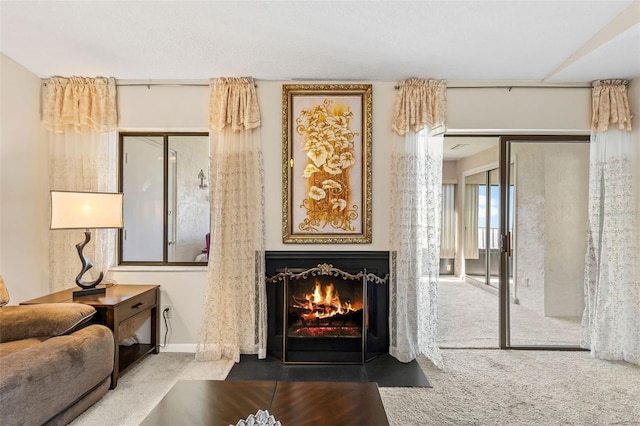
[438,136,500,348]
[438,134,590,350]
[499,135,590,348]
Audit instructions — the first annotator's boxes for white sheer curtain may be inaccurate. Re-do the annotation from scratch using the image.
[43,77,118,292]
[196,77,266,363]
[440,184,456,259]
[390,79,446,367]
[582,80,639,366]
[464,184,480,259]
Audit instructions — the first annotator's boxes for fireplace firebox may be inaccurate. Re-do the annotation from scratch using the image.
[266,251,389,364]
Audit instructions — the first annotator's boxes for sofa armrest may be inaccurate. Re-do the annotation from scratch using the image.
[0,324,114,425]
[0,303,96,343]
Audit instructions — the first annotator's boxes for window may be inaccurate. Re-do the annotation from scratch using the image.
[119,133,210,265]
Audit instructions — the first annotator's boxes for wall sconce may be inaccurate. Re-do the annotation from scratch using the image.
[198,169,208,189]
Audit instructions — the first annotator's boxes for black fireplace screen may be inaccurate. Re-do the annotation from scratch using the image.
[267,258,388,364]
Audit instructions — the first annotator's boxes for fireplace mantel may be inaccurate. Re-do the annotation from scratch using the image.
[266,251,390,275]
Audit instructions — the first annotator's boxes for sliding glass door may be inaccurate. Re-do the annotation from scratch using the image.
[499,136,590,348]
[464,169,500,288]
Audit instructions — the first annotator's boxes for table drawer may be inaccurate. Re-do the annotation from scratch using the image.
[118,288,157,322]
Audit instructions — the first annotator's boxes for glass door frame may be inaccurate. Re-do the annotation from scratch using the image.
[463,167,500,287]
[498,134,590,350]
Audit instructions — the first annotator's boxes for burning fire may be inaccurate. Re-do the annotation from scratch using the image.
[292,279,361,320]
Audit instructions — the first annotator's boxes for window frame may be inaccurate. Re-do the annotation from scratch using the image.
[118,131,210,266]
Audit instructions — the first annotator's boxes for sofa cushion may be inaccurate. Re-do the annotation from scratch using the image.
[0,275,9,307]
[0,324,114,425]
[0,303,96,343]
[0,337,47,359]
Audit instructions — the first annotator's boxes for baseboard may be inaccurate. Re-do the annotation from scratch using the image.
[160,344,197,353]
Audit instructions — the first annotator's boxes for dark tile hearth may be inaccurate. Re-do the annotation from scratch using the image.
[226,354,431,388]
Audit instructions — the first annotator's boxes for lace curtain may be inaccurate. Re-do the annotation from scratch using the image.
[196,77,266,363]
[582,80,639,366]
[389,79,446,367]
[43,77,118,292]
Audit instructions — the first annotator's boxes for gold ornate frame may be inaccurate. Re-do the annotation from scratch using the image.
[282,84,372,244]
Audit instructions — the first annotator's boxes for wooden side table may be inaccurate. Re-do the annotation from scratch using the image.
[21,284,160,388]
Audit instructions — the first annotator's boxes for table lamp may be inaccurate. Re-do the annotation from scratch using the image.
[50,190,123,297]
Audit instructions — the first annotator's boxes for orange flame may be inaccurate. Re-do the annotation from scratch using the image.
[293,279,361,320]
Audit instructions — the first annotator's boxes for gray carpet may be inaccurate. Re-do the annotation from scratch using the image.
[72,279,639,425]
[438,278,582,347]
[71,350,640,425]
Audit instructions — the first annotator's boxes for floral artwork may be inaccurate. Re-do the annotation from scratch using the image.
[282,84,372,244]
[296,99,359,232]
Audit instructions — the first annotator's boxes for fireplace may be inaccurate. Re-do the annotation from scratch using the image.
[266,251,389,364]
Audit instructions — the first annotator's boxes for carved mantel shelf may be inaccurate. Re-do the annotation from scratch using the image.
[267,263,388,285]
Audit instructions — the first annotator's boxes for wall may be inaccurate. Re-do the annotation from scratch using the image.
[543,143,589,317]
[0,54,49,304]
[513,144,545,313]
[3,71,594,349]
[442,161,457,183]
[512,143,589,317]
[447,87,591,132]
[114,81,396,350]
[115,85,210,350]
[262,81,396,251]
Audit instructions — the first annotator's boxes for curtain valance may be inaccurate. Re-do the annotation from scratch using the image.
[591,80,633,133]
[42,76,117,134]
[209,77,261,132]
[392,78,447,136]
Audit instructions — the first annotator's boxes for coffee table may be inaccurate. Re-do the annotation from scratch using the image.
[141,380,389,425]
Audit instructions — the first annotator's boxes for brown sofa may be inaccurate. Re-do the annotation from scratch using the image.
[0,276,114,425]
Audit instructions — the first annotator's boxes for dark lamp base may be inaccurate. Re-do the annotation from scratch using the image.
[73,287,106,298]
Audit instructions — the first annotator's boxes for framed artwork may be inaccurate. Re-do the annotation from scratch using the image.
[282,84,372,244]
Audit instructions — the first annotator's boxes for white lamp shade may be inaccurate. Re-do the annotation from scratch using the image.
[50,191,124,230]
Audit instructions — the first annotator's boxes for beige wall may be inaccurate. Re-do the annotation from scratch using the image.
[442,161,458,183]
[2,70,596,349]
[512,142,589,317]
[0,54,49,304]
[447,87,591,132]
[116,85,593,348]
[116,85,210,349]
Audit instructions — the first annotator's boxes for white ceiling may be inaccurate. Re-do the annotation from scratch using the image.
[1,0,639,83]
[443,136,499,161]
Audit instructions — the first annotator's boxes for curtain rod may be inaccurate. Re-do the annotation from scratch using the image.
[117,83,589,90]
[116,82,257,88]
[116,83,591,90]
[42,78,595,90]
[116,82,588,90]
[394,85,591,90]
